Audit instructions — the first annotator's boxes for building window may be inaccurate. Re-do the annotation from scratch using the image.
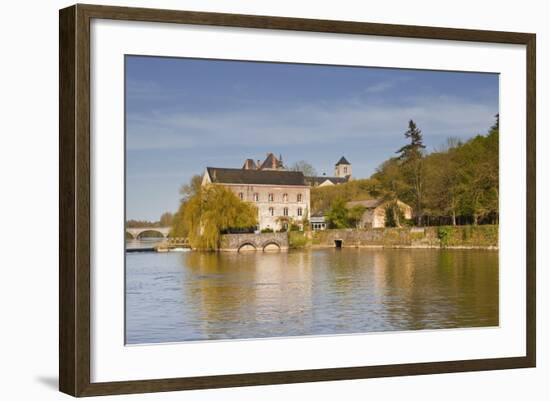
[238,192,244,200]
[344,167,348,174]
[297,207,303,216]
[283,207,288,216]
[283,193,288,202]
[269,207,274,216]
[253,193,259,202]
[268,193,274,202]
[297,193,302,202]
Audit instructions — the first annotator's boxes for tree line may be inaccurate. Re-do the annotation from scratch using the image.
[374,116,499,226]
[312,115,499,227]
[126,212,174,228]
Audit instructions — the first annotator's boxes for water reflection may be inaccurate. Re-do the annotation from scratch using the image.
[125,248,498,344]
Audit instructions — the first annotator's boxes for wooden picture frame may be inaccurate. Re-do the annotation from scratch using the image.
[59,3,536,397]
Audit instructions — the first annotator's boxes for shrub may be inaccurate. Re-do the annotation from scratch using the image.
[261,228,274,233]
[437,226,452,246]
[289,232,309,248]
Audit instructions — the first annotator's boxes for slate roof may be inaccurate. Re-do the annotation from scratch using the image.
[242,159,258,170]
[306,176,350,186]
[206,167,307,186]
[346,199,385,209]
[335,156,350,165]
[259,153,284,170]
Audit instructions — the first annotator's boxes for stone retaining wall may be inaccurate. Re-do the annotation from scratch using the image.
[310,226,498,249]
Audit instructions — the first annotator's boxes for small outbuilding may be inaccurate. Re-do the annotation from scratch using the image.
[346,199,412,228]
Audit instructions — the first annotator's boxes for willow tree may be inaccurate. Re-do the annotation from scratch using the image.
[174,184,258,250]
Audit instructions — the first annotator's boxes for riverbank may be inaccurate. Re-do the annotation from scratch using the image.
[290,225,498,250]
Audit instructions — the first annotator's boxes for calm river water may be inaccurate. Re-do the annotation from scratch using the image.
[125,244,498,344]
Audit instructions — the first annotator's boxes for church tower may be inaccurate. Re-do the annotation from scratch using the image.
[334,156,351,178]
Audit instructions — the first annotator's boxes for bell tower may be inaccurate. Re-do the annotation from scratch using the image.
[334,156,351,178]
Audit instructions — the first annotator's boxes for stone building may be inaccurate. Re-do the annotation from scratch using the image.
[346,199,412,228]
[306,156,352,187]
[202,153,310,231]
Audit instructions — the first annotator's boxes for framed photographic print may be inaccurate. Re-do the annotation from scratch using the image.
[59,4,536,397]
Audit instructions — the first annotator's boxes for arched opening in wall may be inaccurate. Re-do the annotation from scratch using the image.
[334,239,343,248]
[238,243,256,252]
[137,230,165,239]
[125,231,134,239]
[263,242,281,252]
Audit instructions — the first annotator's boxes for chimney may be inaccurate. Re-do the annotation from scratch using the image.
[257,160,261,169]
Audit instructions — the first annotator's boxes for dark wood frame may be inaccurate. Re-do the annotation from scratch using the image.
[59,3,536,397]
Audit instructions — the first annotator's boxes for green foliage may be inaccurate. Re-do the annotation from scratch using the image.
[261,228,274,233]
[325,199,350,229]
[437,226,452,246]
[347,205,366,228]
[179,174,203,202]
[373,115,499,226]
[396,120,426,160]
[159,212,173,227]
[311,178,381,214]
[171,183,258,250]
[289,231,309,248]
[384,201,406,227]
[385,206,397,227]
[323,200,368,229]
[394,120,426,225]
[127,211,174,230]
[435,225,498,247]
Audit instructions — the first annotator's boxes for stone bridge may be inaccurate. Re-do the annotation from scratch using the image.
[219,232,289,252]
[126,227,171,239]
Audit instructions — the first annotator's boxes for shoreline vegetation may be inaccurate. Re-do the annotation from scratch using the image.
[289,225,498,250]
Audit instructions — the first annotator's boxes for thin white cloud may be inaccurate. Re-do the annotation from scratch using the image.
[126,94,496,152]
[364,81,395,93]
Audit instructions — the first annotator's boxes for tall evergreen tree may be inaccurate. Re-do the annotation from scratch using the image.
[396,120,426,160]
[396,120,426,225]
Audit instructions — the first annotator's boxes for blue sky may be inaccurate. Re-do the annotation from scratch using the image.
[126,56,498,221]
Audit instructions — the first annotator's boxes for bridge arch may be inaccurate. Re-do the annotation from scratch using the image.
[261,241,281,252]
[136,229,166,239]
[125,227,171,239]
[238,242,257,252]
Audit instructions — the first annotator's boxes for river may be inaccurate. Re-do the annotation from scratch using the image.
[125,243,498,344]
